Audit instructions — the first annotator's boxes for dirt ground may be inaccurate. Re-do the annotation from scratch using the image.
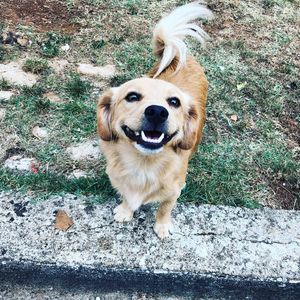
[0,0,81,33]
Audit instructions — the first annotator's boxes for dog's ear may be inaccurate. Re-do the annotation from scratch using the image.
[97,89,117,141]
[178,106,201,150]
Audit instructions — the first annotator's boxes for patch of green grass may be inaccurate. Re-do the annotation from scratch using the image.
[109,74,133,86]
[23,58,50,74]
[57,99,96,138]
[255,143,299,180]
[41,32,71,58]
[115,42,155,78]
[200,46,290,120]
[262,0,277,8]
[91,39,106,50]
[0,167,115,202]
[9,93,50,115]
[262,0,295,9]
[0,45,5,62]
[64,73,93,100]
[181,140,261,208]
[0,78,13,90]
[123,0,142,15]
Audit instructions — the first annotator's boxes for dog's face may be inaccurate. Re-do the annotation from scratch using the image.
[97,78,198,154]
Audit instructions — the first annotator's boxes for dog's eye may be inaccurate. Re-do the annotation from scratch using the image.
[125,92,141,102]
[167,97,181,108]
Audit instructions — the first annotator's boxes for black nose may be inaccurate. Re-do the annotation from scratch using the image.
[144,105,169,124]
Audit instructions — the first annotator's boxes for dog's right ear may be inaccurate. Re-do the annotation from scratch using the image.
[97,89,116,141]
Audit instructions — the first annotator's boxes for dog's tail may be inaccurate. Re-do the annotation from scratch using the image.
[152,2,213,78]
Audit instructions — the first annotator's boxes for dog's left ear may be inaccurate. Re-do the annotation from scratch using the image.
[178,106,200,150]
[97,89,117,141]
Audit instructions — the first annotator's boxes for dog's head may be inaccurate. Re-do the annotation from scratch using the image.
[97,78,199,154]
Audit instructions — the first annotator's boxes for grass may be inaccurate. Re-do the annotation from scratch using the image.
[0,166,114,202]
[0,0,299,209]
[23,58,50,74]
[41,32,71,58]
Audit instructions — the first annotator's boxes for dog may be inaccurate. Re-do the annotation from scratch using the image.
[97,2,213,239]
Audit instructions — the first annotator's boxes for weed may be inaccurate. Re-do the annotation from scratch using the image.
[123,0,142,15]
[23,58,49,74]
[64,74,93,100]
[41,32,71,58]
[12,94,50,113]
[0,78,12,90]
[262,0,277,8]
[21,85,45,97]
[0,46,5,61]
[91,39,106,50]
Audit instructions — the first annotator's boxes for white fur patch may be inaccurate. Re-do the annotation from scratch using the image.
[153,2,213,77]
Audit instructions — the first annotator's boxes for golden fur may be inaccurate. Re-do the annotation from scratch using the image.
[97,2,212,239]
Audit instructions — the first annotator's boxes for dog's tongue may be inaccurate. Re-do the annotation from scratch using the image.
[144,131,162,139]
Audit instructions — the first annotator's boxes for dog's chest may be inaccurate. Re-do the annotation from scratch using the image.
[123,158,162,188]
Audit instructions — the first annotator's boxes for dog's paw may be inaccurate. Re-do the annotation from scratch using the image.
[113,204,133,222]
[154,222,174,239]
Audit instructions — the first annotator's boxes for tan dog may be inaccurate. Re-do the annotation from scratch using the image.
[97,2,213,239]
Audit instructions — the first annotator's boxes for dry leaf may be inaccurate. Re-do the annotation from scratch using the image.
[230,114,238,122]
[54,210,74,231]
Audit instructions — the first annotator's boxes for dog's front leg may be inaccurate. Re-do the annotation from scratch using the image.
[154,197,177,239]
[113,200,134,222]
[113,193,142,223]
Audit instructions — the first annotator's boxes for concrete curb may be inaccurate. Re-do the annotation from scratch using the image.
[1,192,300,298]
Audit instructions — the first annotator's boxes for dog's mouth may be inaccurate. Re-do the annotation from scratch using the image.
[122,125,177,150]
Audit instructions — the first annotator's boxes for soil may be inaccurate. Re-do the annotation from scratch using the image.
[280,110,300,147]
[270,180,299,210]
[0,0,81,33]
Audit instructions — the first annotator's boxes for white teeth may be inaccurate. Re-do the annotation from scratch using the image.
[135,131,140,136]
[141,131,165,144]
[157,133,165,143]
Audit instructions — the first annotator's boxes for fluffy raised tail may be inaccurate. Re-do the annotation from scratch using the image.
[152,2,213,78]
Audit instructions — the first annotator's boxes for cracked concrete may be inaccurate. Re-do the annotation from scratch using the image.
[0,191,300,297]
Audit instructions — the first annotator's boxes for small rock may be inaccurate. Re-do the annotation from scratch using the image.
[68,169,87,179]
[43,92,64,103]
[4,155,35,171]
[60,44,70,52]
[230,114,238,122]
[77,64,116,79]
[0,91,14,100]
[32,126,48,139]
[66,140,100,160]
[49,59,69,74]
[16,36,29,47]
[0,62,37,87]
[0,108,6,120]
